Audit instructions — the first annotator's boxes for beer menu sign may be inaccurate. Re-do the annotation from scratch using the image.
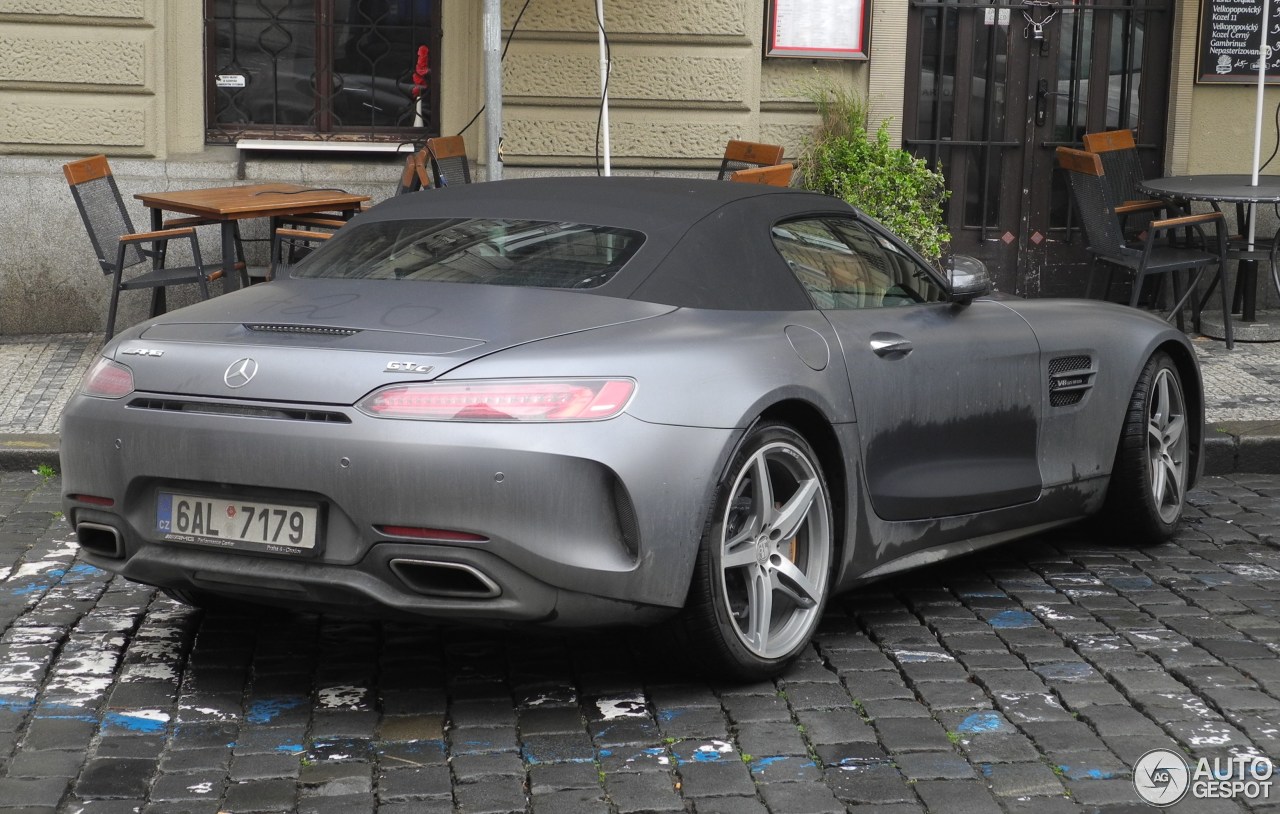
[1198,0,1280,83]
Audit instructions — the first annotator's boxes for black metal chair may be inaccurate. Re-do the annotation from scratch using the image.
[270,227,334,280]
[1057,146,1233,348]
[425,136,471,187]
[717,140,785,180]
[64,155,225,340]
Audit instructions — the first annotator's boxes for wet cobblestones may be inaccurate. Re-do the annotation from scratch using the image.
[1,471,1280,811]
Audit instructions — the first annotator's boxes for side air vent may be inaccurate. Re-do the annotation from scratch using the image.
[128,398,351,424]
[1048,355,1095,407]
[244,324,360,337]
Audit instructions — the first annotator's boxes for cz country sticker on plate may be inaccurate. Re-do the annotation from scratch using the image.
[156,492,320,556]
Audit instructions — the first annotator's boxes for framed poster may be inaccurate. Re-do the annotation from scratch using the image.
[767,0,872,61]
[1197,0,1280,84]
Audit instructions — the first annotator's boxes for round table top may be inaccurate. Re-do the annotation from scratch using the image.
[1139,174,1280,203]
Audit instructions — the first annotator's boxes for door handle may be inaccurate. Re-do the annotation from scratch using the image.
[1035,78,1049,127]
[870,332,913,358]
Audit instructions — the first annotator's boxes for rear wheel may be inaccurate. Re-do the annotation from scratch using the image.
[1101,351,1189,543]
[679,422,834,680]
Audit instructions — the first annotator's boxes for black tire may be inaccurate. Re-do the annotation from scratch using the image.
[678,422,835,681]
[1100,351,1190,544]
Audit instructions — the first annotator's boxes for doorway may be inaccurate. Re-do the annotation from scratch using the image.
[903,0,1174,297]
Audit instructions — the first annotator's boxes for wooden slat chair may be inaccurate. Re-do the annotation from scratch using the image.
[729,163,794,187]
[1056,147,1233,348]
[425,136,471,187]
[397,148,433,195]
[1081,129,1169,240]
[717,140,785,180]
[63,155,225,340]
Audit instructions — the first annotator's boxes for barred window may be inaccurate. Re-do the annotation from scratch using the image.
[205,0,440,143]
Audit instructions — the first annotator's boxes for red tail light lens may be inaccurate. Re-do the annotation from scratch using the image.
[81,358,135,399]
[358,379,635,422]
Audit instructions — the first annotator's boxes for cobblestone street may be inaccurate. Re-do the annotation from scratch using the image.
[2,470,1280,813]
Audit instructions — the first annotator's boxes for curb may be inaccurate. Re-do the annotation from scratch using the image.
[0,434,60,472]
[1203,421,1280,476]
[6,425,1280,475]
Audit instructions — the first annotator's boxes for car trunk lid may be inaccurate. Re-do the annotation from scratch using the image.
[126,280,675,404]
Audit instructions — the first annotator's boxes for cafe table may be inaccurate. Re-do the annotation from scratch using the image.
[1138,174,1280,324]
[134,183,371,290]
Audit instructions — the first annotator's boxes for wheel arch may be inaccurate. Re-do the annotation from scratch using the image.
[751,399,851,581]
[1156,338,1204,488]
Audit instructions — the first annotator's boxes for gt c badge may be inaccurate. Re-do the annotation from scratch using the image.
[384,361,434,374]
[224,358,259,388]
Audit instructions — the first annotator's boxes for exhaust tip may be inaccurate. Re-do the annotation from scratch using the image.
[76,522,124,558]
[389,558,501,599]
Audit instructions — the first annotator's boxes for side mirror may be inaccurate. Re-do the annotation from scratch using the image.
[946,255,992,303]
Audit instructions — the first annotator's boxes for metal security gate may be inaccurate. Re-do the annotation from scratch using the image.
[904,1,1173,296]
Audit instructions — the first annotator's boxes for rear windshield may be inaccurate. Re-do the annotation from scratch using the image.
[292,218,644,289]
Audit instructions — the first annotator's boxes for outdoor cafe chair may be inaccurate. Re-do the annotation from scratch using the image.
[1082,130,1150,207]
[425,136,472,187]
[270,226,334,280]
[63,155,225,340]
[397,149,433,195]
[729,163,794,187]
[1056,147,1233,348]
[717,140,785,180]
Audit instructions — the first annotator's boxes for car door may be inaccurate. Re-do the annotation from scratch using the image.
[771,215,1043,524]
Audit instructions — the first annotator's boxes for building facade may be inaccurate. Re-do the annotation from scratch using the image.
[0,0,1271,334]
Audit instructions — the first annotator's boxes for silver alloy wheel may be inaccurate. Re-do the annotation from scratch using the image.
[717,440,831,659]
[1147,366,1188,525]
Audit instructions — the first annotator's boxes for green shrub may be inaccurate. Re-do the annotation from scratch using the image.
[798,82,951,264]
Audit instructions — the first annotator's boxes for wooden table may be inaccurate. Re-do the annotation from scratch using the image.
[135,183,370,290]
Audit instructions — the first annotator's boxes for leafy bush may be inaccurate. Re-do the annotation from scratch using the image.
[797,82,951,264]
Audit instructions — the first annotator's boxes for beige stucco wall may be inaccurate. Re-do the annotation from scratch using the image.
[0,0,896,335]
[1169,0,1280,176]
[493,0,871,168]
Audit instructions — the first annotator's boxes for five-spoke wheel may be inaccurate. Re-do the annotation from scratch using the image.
[1146,364,1188,526]
[1102,351,1190,544]
[681,422,834,679]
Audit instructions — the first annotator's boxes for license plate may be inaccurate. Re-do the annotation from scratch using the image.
[157,492,319,555]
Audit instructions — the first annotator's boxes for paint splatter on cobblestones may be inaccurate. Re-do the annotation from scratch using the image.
[3,469,1280,810]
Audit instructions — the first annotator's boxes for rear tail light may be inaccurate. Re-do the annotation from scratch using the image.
[358,379,635,422]
[81,357,135,399]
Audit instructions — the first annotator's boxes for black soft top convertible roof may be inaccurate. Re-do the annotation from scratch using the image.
[357,176,857,310]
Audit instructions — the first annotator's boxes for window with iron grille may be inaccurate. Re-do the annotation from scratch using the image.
[205,0,440,144]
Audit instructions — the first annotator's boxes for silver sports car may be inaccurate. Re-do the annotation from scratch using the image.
[61,177,1202,678]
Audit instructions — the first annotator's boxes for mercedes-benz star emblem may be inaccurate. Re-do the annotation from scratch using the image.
[223,358,259,389]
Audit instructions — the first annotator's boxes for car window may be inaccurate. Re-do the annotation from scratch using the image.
[827,219,949,306]
[771,218,897,309]
[292,218,644,290]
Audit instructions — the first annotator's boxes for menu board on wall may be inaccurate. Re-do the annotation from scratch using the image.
[1198,0,1280,83]
[766,0,871,60]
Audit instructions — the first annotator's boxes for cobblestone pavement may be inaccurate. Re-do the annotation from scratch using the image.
[3,471,1280,813]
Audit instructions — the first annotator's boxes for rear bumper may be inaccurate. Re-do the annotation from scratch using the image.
[61,392,737,623]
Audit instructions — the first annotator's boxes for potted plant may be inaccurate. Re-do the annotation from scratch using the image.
[797,80,951,266]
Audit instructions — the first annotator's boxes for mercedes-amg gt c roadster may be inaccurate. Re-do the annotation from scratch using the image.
[61,177,1202,678]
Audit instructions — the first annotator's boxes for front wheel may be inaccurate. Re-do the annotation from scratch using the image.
[1100,351,1190,544]
[679,422,834,680]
